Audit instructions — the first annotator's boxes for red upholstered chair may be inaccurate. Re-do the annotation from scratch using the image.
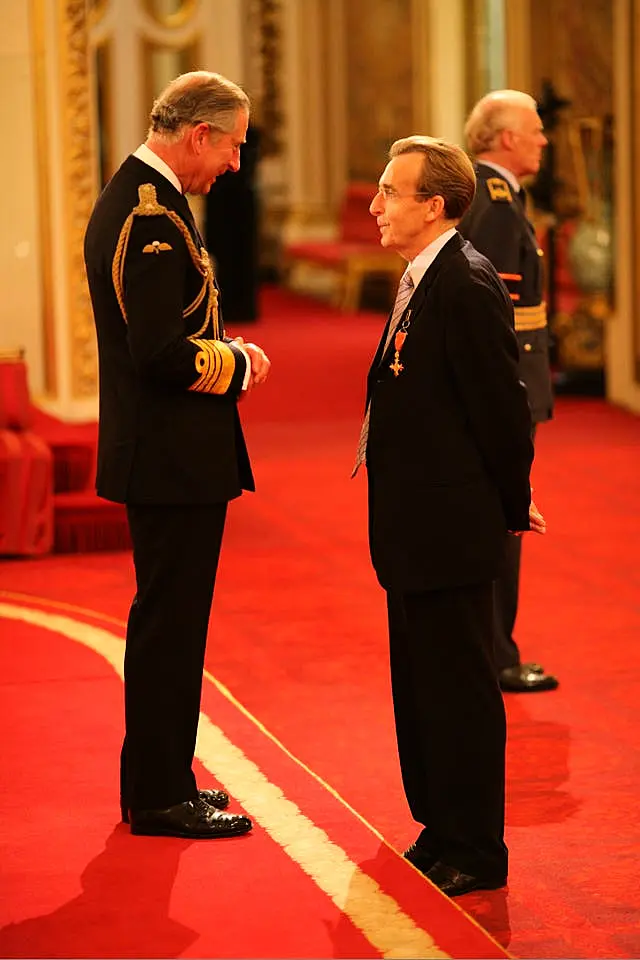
[284,182,403,311]
[0,353,53,556]
[0,353,33,431]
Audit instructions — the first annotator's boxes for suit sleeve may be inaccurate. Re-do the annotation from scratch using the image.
[121,213,247,397]
[445,272,533,531]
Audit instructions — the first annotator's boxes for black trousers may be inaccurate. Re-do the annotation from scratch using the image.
[493,532,522,671]
[388,581,508,880]
[493,424,536,671]
[121,502,227,811]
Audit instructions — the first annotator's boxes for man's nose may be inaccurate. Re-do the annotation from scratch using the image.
[229,155,241,173]
[370,194,381,215]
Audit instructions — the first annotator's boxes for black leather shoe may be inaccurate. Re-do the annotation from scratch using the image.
[403,841,438,875]
[425,861,507,897]
[121,787,230,824]
[499,663,559,692]
[129,798,252,838]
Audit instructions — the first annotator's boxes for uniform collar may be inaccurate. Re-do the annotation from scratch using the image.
[133,143,183,194]
[477,159,521,195]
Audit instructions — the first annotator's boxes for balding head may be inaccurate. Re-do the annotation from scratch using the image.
[149,70,249,142]
[464,89,547,179]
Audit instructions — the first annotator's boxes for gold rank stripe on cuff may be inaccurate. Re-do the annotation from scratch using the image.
[514,302,548,331]
[189,339,236,395]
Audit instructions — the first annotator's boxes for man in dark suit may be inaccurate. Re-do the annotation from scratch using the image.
[205,125,261,322]
[84,71,270,839]
[355,136,545,896]
[459,90,558,693]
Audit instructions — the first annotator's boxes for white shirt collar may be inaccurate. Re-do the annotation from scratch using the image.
[478,159,521,195]
[405,227,458,290]
[133,143,183,194]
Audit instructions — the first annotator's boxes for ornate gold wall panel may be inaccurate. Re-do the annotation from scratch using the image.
[31,0,57,394]
[245,0,284,157]
[344,0,414,181]
[529,0,613,217]
[58,0,98,398]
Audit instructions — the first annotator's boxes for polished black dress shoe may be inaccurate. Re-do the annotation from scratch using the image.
[403,841,438,875]
[129,797,252,838]
[499,663,559,692]
[425,861,507,897]
[121,787,229,824]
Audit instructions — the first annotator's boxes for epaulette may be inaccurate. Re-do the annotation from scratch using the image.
[132,182,168,217]
[112,183,221,339]
[486,177,513,203]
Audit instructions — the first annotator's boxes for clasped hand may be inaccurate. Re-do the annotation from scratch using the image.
[234,337,271,388]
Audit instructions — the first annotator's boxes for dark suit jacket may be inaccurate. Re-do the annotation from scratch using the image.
[366,232,534,593]
[458,163,553,423]
[84,156,254,505]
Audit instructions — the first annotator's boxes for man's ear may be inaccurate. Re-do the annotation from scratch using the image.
[501,127,517,152]
[192,122,211,153]
[424,195,445,222]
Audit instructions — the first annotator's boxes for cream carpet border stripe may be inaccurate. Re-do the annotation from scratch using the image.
[0,602,449,960]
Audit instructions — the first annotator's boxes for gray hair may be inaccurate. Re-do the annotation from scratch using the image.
[149,70,249,142]
[389,136,476,221]
[464,90,538,155]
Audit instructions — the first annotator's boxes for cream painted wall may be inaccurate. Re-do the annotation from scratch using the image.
[0,1,44,394]
[425,0,466,145]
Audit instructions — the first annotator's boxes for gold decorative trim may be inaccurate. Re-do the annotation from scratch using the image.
[0,598,453,960]
[58,0,99,398]
[142,0,197,29]
[246,0,284,157]
[88,0,109,25]
[30,0,57,396]
[514,302,548,332]
[112,184,219,337]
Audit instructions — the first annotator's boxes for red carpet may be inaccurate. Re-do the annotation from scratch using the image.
[1,286,640,958]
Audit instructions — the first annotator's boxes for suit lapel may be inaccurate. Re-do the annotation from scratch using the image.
[368,232,464,379]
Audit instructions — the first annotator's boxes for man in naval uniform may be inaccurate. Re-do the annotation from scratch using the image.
[84,71,270,838]
[459,89,558,693]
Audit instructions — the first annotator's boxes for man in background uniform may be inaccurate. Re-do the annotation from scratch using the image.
[84,71,270,838]
[459,89,558,693]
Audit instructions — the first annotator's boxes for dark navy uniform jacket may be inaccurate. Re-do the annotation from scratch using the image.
[458,162,553,423]
[84,156,254,505]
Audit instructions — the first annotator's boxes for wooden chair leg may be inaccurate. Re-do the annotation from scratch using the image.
[342,262,363,312]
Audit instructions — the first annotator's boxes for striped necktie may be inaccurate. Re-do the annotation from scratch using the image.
[351,271,414,477]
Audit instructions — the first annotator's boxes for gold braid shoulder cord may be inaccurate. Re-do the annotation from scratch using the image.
[111,183,220,339]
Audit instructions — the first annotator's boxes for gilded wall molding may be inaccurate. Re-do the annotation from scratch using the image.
[31,0,57,395]
[58,0,98,397]
[246,0,284,157]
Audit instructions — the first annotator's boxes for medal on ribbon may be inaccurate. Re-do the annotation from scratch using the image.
[389,331,407,376]
[389,310,412,376]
